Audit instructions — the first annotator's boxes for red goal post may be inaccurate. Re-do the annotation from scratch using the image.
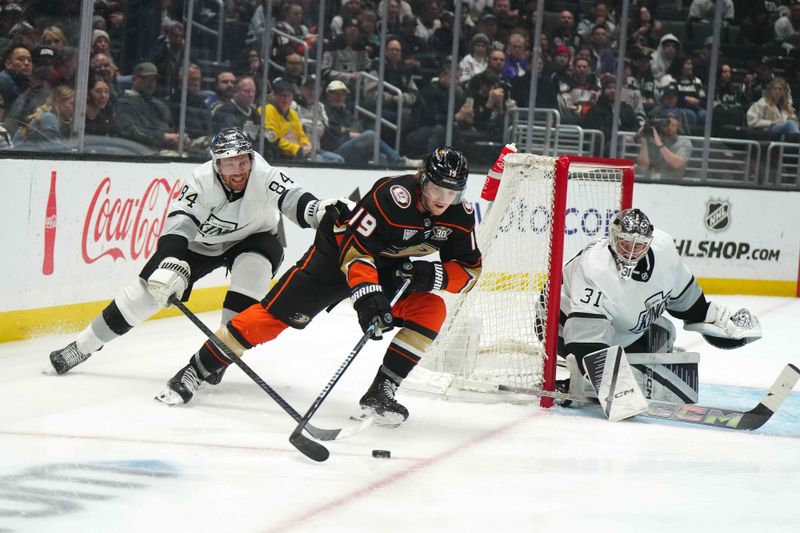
[406,154,634,407]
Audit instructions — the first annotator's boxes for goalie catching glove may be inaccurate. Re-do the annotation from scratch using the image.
[147,257,191,307]
[396,260,447,292]
[351,283,394,339]
[684,302,762,350]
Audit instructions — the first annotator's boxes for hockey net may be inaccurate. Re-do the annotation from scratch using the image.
[405,154,634,406]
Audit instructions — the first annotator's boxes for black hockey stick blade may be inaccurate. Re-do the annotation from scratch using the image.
[288,278,412,461]
[499,363,800,431]
[168,298,370,448]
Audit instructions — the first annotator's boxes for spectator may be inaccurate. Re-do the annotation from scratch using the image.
[688,0,734,25]
[115,62,189,151]
[491,0,521,43]
[691,37,714,87]
[582,76,639,153]
[650,33,682,82]
[649,86,691,134]
[746,77,799,139]
[774,0,800,53]
[415,2,442,42]
[89,52,121,104]
[470,70,514,138]
[551,9,580,52]
[637,109,692,179]
[577,1,616,43]
[658,55,706,127]
[331,0,362,37]
[262,78,312,161]
[486,47,506,78]
[715,63,749,108]
[84,75,114,137]
[378,0,404,35]
[558,56,600,124]
[396,15,432,72]
[510,57,558,110]
[431,11,464,60]
[13,84,74,149]
[620,62,647,127]
[294,75,345,163]
[364,39,419,125]
[322,16,370,89]
[8,22,38,49]
[476,13,501,49]
[357,9,380,56]
[205,71,236,111]
[6,45,56,135]
[460,33,490,83]
[273,0,316,63]
[544,44,572,89]
[91,29,111,58]
[147,20,189,99]
[171,64,213,141]
[322,79,413,165]
[587,25,616,76]
[628,5,662,52]
[628,47,656,111]
[0,45,32,111]
[501,32,529,82]
[740,3,774,49]
[275,52,304,89]
[40,26,66,49]
[211,76,261,139]
[243,49,265,93]
[51,46,76,88]
[747,59,778,103]
[404,63,472,157]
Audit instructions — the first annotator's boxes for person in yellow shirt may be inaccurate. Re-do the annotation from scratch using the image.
[262,78,312,160]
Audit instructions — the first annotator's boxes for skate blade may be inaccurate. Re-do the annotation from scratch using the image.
[41,365,58,376]
[352,407,404,428]
[154,388,186,406]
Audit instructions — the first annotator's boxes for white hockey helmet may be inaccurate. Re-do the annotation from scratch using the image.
[210,127,253,172]
[609,208,654,279]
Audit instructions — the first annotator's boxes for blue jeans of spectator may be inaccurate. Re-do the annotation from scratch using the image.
[313,149,345,163]
[682,107,706,127]
[335,130,403,165]
[769,120,800,138]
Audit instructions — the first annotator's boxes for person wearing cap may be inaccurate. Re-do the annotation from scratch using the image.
[114,61,189,151]
[212,76,261,139]
[321,16,370,89]
[0,45,32,111]
[650,33,682,82]
[774,0,800,53]
[91,29,111,57]
[322,79,414,166]
[544,44,572,88]
[582,75,638,155]
[5,45,56,135]
[261,77,312,161]
[459,33,490,83]
[637,108,692,180]
[8,21,38,49]
[295,75,345,163]
[476,13,500,46]
[649,86,690,134]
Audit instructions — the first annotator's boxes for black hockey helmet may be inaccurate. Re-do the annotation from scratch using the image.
[210,127,254,170]
[422,146,469,192]
[609,208,654,279]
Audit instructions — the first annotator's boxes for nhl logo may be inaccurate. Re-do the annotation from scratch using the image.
[704,199,731,232]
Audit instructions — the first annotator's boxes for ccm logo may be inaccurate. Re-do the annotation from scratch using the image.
[605,388,635,401]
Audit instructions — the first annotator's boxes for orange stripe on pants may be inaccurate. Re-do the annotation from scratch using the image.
[230,303,290,347]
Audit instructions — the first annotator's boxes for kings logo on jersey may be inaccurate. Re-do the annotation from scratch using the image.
[704,199,731,232]
[630,292,669,335]
[199,213,239,236]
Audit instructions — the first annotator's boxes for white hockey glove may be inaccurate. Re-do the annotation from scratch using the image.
[147,258,191,308]
[683,302,762,350]
[306,197,355,229]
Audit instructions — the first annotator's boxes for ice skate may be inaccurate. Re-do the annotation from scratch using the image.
[46,342,92,375]
[155,364,203,406]
[358,373,409,428]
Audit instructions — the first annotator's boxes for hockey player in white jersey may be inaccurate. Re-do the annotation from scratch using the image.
[557,208,761,420]
[47,127,344,378]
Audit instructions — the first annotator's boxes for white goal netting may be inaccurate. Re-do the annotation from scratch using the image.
[406,154,631,400]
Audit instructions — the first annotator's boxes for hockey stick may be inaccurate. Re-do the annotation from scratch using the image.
[169,297,372,445]
[499,363,799,431]
[289,278,412,462]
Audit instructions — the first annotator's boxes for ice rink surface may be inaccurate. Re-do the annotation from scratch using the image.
[2,295,799,533]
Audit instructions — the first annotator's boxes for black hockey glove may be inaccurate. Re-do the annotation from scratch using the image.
[396,260,448,292]
[351,283,394,339]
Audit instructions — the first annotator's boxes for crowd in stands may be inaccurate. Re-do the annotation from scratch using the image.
[0,0,798,170]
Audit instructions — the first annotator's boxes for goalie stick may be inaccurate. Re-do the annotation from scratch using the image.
[169,297,372,447]
[289,278,412,462]
[498,363,799,431]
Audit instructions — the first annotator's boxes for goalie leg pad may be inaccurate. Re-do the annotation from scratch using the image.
[582,346,649,422]
[628,352,700,404]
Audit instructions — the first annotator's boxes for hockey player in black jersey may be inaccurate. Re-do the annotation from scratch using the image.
[156,146,483,427]
[47,128,343,377]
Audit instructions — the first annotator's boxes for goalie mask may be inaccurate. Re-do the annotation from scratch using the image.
[210,127,254,173]
[609,208,654,279]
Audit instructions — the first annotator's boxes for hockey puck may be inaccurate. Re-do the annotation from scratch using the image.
[372,449,391,458]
